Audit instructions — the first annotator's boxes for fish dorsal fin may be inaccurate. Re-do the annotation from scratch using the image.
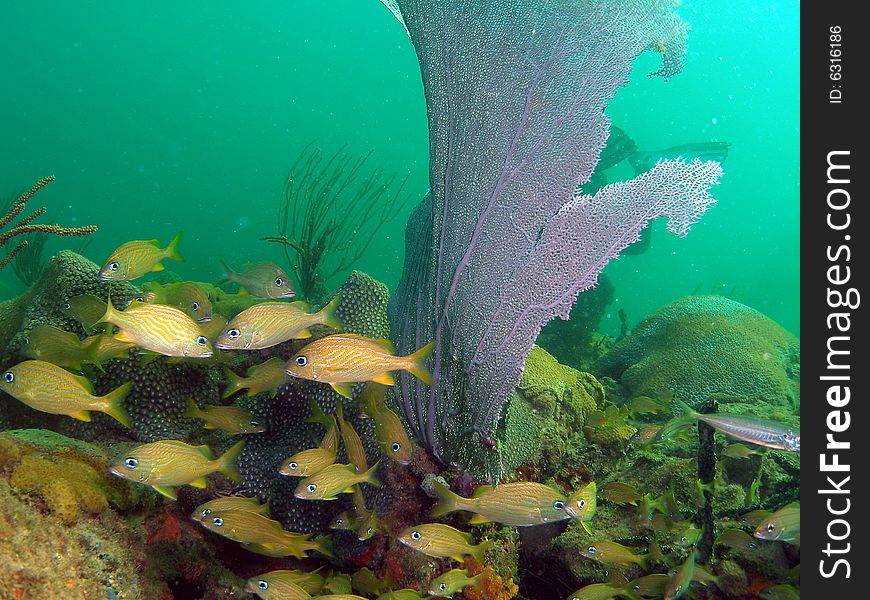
[290,300,311,312]
[72,373,95,395]
[373,338,396,353]
[146,239,161,247]
[472,485,493,498]
[195,445,215,460]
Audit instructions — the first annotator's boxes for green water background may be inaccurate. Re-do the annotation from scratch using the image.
[0,1,799,336]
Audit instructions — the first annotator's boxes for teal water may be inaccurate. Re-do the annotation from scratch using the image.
[0,0,799,335]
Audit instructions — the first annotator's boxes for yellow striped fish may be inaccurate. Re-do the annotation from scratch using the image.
[223,357,288,398]
[1,360,130,427]
[215,296,342,351]
[336,401,368,473]
[21,324,94,371]
[279,446,336,477]
[566,481,598,533]
[198,509,331,558]
[191,495,269,522]
[109,439,243,500]
[144,281,213,323]
[398,523,493,562]
[286,334,433,399]
[245,569,325,597]
[184,400,266,435]
[360,382,412,465]
[427,569,484,597]
[63,294,107,333]
[295,463,380,501]
[245,575,309,600]
[97,296,213,358]
[246,569,325,599]
[99,232,183,281]
[220,260,295,299]
[431,480,570,526]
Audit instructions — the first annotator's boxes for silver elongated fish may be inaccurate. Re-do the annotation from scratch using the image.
[675,400,799,451]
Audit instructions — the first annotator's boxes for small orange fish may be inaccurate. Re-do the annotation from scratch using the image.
[99,232,183,281]
[1,360,130,426]
[294,463,380,501]
[286,334,433,399]
[398,523,493,562]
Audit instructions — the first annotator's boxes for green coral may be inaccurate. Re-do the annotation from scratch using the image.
[0,429,140,525]
[595,296,800,410]
[519,345,601,424]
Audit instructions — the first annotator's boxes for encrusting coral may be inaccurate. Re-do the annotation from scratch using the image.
[0,429,140,525]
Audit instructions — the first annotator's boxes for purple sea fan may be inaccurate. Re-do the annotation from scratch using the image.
[388,0,723,479]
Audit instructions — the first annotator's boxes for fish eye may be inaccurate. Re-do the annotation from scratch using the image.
[306,484,317,493]
[258,581,268,591]
[367,527,373,535]
[3,372,13,383]
[578,499,586,508]
[766,524,775,532]
[275,277,283,286]
[201,509,211,518]
[212,517,223,527]
[411,531,422,541]
[135,296,144,302]
[109,261,119,271]
[632,585,640,593]
[63,302,71,310]
[124,457,138,469]
[439,584,447,591]
[553,501,565,510]
[587,546,597,554]
[250,420,259,427]
[681,536,688,543]
[227,329,240,338]
[288,462,298,470]
[335,518,344,526]
[192,302,199,311]
[196,336,207,345]
[748,542,758,549]
[295,356,308,367]
[391,442,401,453]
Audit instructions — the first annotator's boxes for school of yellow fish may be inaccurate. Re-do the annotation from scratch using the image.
[0,233,800,600]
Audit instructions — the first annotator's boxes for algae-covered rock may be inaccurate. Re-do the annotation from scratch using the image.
[595,296,800,410]
[0,429,141,525]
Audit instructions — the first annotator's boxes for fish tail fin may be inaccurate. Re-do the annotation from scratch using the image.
[674,398,699,419]
[431,480,462,518]
[184,398,202,419]
[405,341,434,385]
[96,291,121,326]
[472,538,495,563]
[218,440,245,482]
[318,294,343,331]
[218,259,234,284]
[306,398,330,427]
[222,366,244,399]
[165,231,184,262]
[362,461,381,488]
[102,381,132,428]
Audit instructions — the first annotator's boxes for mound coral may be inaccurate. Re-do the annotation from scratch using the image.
[595,296,800,410]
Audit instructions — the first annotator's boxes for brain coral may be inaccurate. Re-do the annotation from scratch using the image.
[594,296,800,410]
